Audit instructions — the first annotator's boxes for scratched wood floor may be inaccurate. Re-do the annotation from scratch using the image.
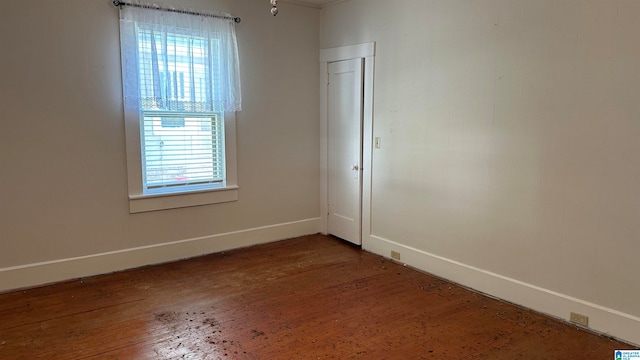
[0,234,634,359]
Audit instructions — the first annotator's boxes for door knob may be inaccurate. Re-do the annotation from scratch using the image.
[352,165,359,171]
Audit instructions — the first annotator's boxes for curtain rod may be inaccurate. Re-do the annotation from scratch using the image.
[112,0,241,23]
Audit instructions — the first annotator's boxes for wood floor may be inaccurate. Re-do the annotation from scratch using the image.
[0,235,634,359]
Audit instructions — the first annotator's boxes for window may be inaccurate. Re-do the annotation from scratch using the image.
[118,5,242,213]
[142,114,224,190]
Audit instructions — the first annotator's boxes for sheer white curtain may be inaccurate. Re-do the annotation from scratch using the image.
[119,4,242,113]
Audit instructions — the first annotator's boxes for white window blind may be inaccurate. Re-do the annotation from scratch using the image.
[118,4,241,195]
[142,114,224,190]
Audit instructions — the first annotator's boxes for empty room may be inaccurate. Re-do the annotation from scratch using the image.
[1,0,639,358]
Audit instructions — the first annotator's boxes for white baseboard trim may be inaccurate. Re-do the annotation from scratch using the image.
[364,234,640,346]
[0,217,321,293]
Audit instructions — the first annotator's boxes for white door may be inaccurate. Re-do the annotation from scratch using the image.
[327,58,364,245]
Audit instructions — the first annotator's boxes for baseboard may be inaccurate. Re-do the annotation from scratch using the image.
[364,234,640,346]
[0,217,321,293]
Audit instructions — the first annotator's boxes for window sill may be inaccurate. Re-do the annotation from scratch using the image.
[129,185,238,213]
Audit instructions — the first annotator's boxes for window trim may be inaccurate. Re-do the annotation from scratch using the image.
[123,107,238,213]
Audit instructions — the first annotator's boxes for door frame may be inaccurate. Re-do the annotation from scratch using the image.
[320,42,375,247]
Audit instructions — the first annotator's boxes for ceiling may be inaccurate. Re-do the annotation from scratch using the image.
[282,0,345,9]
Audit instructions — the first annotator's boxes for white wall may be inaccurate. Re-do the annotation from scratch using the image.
[0,0,320,289]
[321,0,640,345]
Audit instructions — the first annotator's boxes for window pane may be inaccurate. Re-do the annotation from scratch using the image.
[136,26,221,113]
[141,114,224,190]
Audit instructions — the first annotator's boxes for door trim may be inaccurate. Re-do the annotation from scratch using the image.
[320,42,375,247]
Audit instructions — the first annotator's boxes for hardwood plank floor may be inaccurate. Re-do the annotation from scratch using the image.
[0,234,634,359]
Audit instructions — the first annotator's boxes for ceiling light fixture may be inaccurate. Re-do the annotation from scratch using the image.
[270,0,278,16]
